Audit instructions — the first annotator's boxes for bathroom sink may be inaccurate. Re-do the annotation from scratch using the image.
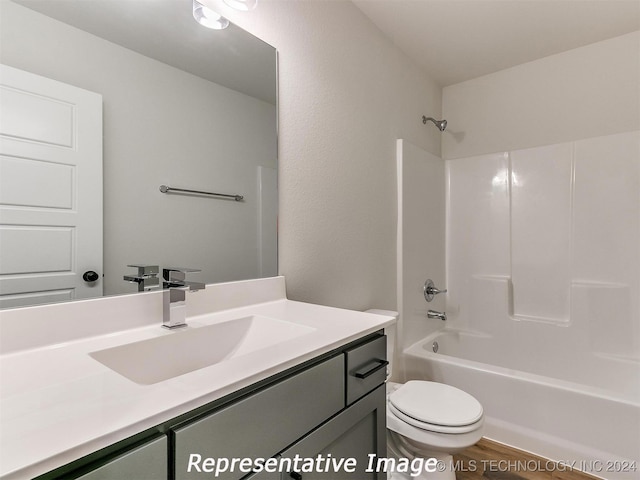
[90,315,315,385]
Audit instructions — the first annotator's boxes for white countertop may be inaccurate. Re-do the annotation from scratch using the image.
[0,277,395,479]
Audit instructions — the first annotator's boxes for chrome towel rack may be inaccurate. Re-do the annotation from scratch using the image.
[159,185,243,201]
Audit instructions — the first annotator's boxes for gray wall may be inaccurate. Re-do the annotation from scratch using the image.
[442,31,640,159]
[220,0,443,311]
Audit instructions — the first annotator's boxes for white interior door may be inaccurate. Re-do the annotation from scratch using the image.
[0,64,103,308]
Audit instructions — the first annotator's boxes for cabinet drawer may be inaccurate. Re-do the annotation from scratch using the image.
[345,335,387,405]
[173,355,344,480]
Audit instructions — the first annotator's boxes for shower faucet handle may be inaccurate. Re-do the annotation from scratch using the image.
[424,279,447,302]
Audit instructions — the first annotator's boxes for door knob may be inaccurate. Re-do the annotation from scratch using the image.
[83,270,100,283]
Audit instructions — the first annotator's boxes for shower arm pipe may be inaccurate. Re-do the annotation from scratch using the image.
[422,116,447,132]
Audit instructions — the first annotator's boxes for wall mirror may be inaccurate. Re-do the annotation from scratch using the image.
[0,0,278,309]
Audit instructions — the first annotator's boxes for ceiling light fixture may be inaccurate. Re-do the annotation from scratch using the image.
[193,0,229,29]
[223,0,257,12]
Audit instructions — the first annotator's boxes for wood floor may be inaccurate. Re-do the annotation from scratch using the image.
[453,439,603,480]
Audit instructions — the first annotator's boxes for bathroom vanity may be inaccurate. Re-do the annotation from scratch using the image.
[43,333,386,480]
[0,277,395,479]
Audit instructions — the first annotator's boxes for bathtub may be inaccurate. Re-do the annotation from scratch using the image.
[403,328,640,480]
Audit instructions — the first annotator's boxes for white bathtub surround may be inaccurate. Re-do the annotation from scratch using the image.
[446,130,640,382]
[0,276,395,479]
[435,33,640,475]
[436,130,640,477]
[510,143,573,323]
[391,30,640,480]
[396,139,446,360]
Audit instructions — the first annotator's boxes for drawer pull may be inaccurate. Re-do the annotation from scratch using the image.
[290,472,303,480]
[353,359,389,379]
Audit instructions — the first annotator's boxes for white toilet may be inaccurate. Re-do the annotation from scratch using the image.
[365,310,484,480]
[386,380,484,480]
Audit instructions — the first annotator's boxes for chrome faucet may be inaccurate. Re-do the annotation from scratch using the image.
[162,267,205,329]
[427,310,447,321]
[123,264,159,292]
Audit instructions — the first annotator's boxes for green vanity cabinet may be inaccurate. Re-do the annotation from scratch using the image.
[242,385,385,480]
[172,355,345,480]
[39,332,387,480]
[279,385,386,480]
[37,435,168,480]
[73,436,167,480]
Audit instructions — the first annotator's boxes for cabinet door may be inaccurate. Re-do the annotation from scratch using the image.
[280,384,386,480]
[72,435,167,480]
[173,355,344,480]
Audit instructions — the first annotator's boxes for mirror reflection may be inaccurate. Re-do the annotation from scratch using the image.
[0,0,278,309]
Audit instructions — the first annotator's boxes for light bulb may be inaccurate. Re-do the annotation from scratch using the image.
[193,0,229,29]
[223,0,257,12]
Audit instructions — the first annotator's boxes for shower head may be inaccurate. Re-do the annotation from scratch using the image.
[422,116,447,132]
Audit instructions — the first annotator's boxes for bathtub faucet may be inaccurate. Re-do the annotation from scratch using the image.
[427,310,447,321]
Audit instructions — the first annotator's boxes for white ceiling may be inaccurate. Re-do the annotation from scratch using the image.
[13,1,640,93]
[352,0,640,86]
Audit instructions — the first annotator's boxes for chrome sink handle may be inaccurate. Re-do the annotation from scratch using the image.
[123,264,159,292]
[162,267,205,291]
[423,279,447,302]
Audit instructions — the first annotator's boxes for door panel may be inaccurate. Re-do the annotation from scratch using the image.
[0,64,103,308]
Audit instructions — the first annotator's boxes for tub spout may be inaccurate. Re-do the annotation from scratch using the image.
[428,310,447,321]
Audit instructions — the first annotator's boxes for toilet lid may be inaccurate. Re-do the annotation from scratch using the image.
[389,381,483,427]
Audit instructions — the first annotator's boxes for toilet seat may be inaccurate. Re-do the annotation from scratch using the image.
[389,381,483,434]
[388,403,482,434]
